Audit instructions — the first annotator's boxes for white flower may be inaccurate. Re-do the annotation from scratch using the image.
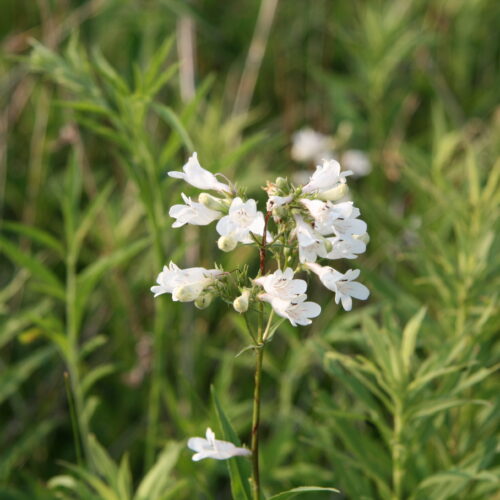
[341,149,372,177]
[294,215,328,263]
[168,153,230,193]
[254,268,307,300]
[151,262,223,302]
[291,128,333,163]
[306,263,369,311]
[329,202,367,238]
[259,293,321,326]
[302,159,352,194]
[169,193,222,227]
[188,428,251,461]
[300,199,340,236]
[302,200,367,238]
[216,197,266,244]
[325,236,366,259]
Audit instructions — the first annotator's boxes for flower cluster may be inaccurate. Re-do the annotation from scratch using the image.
[151,152,369,320]
[151,151,370,462]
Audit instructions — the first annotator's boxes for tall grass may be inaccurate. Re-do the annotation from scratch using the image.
[0,0,498,499]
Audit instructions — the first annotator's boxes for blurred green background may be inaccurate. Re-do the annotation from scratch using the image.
[1,0,499,499]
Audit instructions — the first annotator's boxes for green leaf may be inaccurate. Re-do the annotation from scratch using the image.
[0,420,56,482]
[401,307,426,373]
[71,182,114,258]
[409,398,488,420]
[117,454,133,500]
[211,386,252,500]
[1,221,64,256]
[135,442,182,500]
[268,486,340,500]
[152,103,194,153]
[0,346,54,404]
[82,364,116,395]
[87,435,119,489]
[0,236,64,299]
[61,463,119,500]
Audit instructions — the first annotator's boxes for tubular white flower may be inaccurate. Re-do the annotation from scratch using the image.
[324,236,366,259]
[305,200,367,238]
[169,193,222,227]
[188,428,251,461]
[294,214,328,263]
[254,268,306,300]
[216,197,266,244]
[168,153,231,193]
[306,263,369,311]
[259,293,321,326]
[151,262,223,302]
[302,159,352,194]
[291,128,333,163]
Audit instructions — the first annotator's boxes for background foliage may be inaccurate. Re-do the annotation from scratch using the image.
[0,0,499,499]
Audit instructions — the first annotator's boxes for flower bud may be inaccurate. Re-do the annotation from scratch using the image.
[354,232,370,245]
[217,235,238,252]
[198,193,226,212]
[233,290,250,313]
[318,183,348,201]
[275,177,288,189]
[195,293,213,310]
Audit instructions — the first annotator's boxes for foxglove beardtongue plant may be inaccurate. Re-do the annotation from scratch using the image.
[153,151,369,499]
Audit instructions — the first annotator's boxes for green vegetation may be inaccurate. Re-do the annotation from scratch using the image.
[1,1,499,498]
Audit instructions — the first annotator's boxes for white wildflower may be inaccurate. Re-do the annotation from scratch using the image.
[302,159,352,194]
[294,214,328,263]
[216,197,266,244]
[188,428,251,461]
[291,128,333,163]
[169,193,222,227]
[254,268,306,300]
[306,263,369,311]
[342,149,372,177]
[324,236,367,259]
[151,262,222,302]
[259,293,321,326]
[168,152,230,193]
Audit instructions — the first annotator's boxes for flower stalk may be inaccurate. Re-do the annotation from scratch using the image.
[251,302,265,500]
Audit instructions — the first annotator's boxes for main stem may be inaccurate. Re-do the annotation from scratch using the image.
[66,253,90,465]
[251,211,271,500]
[251,305,264,500]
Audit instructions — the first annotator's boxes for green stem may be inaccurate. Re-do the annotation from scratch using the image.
[65,253,91,465]
[144,216,167,469]
[251,302,264,500]
[392,401,405,500]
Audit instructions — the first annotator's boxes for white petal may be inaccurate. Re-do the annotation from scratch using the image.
[341,295,352,311]
[346,282,370,300]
